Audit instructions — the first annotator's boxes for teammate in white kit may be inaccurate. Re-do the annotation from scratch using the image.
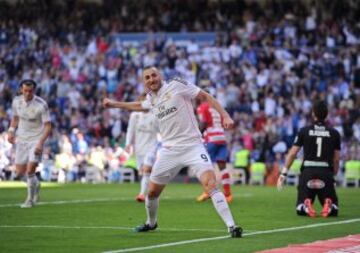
[125,94,158,202]
[7,80,52,208]
[103,67,242,237]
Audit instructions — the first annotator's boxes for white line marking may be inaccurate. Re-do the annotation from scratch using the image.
[102,218,360,253]
[0,193,253,208]
[0,198,127,208]
[0,225,226,233]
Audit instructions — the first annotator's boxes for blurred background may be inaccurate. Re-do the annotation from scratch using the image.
[0,0,359,186]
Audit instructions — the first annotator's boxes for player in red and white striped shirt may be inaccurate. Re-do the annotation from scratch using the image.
[196,98,233,203]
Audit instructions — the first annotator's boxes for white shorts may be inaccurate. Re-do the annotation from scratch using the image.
[15,141,42,165]
[150,144,214,185]
[136,143,160,169]
[135,155,145,170]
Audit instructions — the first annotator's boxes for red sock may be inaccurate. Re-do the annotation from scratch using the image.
[221,171,231,197]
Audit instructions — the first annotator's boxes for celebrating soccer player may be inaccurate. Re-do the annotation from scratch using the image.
[103,66,242,237]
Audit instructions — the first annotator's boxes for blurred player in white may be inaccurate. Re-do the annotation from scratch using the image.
[103,66,242,237]
[196,94,233,203]
[7,79,52,208]
[125,94,158,202]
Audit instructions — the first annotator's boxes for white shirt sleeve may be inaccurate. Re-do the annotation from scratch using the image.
[141,97,152,109]
[11,98,18,117]
[172,78,200,99]
[41,103,51,123]
[125,112,137,146]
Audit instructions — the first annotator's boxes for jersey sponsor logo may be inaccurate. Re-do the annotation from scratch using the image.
[309,130,330,137]
[156,106,177,119]
[307,179,325,189]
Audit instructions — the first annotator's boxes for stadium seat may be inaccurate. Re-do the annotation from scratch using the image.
[250,162,266,185]
[286,159,302,186]
[85,166,102,183]
[230,163,246,185]
[119,168,135,183]
[343,160,360,187]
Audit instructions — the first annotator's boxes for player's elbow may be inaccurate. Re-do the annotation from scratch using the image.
[197,90,210,102]
[44,122,52,129]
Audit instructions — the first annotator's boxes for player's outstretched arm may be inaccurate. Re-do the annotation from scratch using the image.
[277,145,300,191]
[102,98,144,111]
[196,90,234,129]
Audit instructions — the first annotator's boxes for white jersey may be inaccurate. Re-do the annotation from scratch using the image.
[11,95,51,142]
[141,78,202,147]
[125,111,158,157]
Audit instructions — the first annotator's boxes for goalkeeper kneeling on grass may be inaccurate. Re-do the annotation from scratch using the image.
[277,101,340,218]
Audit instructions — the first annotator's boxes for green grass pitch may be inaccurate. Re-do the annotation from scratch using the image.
[0,182,359,253]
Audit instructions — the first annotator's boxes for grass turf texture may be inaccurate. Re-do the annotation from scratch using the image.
[0,183,359,253]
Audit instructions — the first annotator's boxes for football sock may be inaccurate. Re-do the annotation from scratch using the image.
[145,196,159,227]
[140,173,150,195]
[27,174,38,201]
[210,189,235,227]
[220,169,231,196]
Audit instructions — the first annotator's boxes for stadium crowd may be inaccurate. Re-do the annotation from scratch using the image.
[0,0,359,182]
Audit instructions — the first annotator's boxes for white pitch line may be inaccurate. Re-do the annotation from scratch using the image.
[0,225,227,233]
[0,198,128,208]
[0,193,253,208]
[102,218,360,253]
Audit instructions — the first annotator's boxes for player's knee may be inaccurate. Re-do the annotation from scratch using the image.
[147,184,162,198]
[204,177,217,193]
[296,209,307,216]
[15,166,26,178]
[142,166,152,174]
[217,161,226,170]
[147,189,160,198]
[296,204,307,216]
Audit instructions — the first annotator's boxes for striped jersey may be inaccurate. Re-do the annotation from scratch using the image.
[197,102,226,144]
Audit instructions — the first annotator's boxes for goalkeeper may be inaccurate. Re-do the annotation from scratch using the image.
[277,101,340,218]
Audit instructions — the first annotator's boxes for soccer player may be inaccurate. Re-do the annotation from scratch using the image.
[277,101,340,217]
[103,66,242,237]
[196,95,233,203]
[7,79,52,208]
[125,95,158,202]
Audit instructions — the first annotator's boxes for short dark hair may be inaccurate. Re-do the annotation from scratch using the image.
[20,79,37,89]
[312,100,328,122]
[143,66,156,71]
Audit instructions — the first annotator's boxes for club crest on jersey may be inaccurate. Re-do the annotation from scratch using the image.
[307,179,325,189]
[164,92,172,100]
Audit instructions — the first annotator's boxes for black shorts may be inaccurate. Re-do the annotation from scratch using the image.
[297,168,338,206]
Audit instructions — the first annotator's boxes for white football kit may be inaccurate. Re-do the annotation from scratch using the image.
[141,78,213,185]
[125,111,158,169]
[11,95,51,164]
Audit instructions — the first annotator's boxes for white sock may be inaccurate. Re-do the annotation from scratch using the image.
[210,189,235,228]
[145,196,159,227]
[27,174,38,201]
[140,173,150,195]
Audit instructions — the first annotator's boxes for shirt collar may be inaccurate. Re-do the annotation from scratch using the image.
[149,81,166,98]
[22,95,35,105]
